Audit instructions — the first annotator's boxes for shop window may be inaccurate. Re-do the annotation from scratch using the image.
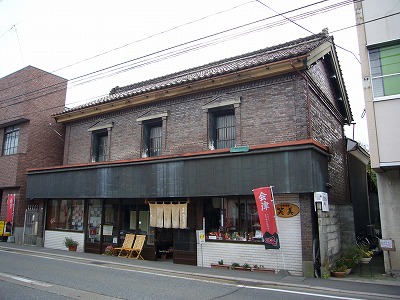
[2,125,20,155]
[102,202,119,244]
[204,197,261,242]
[46,199,84,231]
[87,199,102,242]
[209,108,236,150]
[370,43,400,98]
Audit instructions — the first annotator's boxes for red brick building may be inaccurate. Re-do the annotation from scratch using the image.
[0,66,67,245]
[26,32,353,276]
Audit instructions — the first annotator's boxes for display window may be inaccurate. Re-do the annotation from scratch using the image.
[204,197,262,242]
[46,199,84,231]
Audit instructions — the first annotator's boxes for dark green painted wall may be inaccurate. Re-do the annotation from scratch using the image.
[27,148,329,199]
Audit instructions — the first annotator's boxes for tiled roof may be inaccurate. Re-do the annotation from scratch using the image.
[61,31,332,114]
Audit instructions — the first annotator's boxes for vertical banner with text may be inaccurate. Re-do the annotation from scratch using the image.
[253,187,280,249]
[6,194,15,224]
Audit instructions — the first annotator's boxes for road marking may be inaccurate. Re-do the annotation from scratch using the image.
[0,272,52,287]
[243,285,367,300]
[0,271,119,300]
[0,247,396,300]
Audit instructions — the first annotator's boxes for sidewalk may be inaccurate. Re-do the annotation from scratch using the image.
[1,242,399,299]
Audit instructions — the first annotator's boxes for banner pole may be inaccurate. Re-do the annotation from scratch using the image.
[270,186,286,271]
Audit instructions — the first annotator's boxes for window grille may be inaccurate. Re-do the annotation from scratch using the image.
[3,125,20,155]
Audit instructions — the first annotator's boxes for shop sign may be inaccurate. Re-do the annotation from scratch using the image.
[253,186,280,250]
[275,203,300,218]
[380,239,396,251]
[196,230,205,244]
[102,225,113,236]
[6,194,15,224]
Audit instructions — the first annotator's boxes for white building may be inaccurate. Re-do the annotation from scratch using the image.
[354,0,400,274]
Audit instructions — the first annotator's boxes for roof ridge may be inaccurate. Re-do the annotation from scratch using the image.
[60,31,331,114]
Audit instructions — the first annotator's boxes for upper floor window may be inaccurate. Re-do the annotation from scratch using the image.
[209,108,236,149]
[143,119,162,157]
[3,125,20,155]
[137,112,167,158]
[370,43,400,98]
[88,123,113,163]
[92,130,108,162]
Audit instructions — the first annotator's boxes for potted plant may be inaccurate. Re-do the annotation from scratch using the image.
[252,264,275,273]
[230,262,241,270]
[64,237,79,252]
[103,245,115,256]
[330,259,347,277]
[357,245,373,264]
[242,263,252,271]
[342,257,356,274]
[211,259,230,269]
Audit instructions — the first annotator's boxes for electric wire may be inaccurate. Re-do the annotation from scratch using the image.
[0,0,394,124]
[0,0,353,111]
[255,0,361,63]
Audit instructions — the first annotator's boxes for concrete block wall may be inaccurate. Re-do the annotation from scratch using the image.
[377,170,400,272]
[317,203,341,271]
[338,204,356,251]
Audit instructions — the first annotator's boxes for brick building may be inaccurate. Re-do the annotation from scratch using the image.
[26,32,353,276]
[0,66,67,245]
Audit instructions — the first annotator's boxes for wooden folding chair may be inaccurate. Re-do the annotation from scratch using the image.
[114,234,135,258]
[128,235,146,260]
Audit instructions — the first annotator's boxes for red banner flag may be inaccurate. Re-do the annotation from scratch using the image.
[253,187,280,249]
[6,194,15,224]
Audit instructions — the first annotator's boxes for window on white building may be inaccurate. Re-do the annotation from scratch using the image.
[370,43,400,98]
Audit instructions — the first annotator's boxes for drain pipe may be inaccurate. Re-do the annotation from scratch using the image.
[291,60,312,139]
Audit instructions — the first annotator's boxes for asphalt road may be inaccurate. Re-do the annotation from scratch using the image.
[0,246,398,300]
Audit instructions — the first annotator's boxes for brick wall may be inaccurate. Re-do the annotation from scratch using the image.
[0,66,67,236]
[64,68,349,206]
[308,60,350,204]
[65,74,315,164]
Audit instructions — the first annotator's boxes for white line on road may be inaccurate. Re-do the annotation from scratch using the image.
[242,285,367,300]
[0,272,52,287]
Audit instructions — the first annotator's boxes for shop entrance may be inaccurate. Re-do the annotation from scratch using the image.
[150,199,200,265]
[155,228,173,260]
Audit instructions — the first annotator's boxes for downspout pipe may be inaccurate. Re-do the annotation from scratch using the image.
[291,60,311,139]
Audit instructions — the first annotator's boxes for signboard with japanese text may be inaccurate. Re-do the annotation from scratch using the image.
[253,187,280,249]
[380,239,396,251]
[275,203,300,218]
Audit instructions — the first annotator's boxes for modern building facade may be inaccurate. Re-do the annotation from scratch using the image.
[0,66,67,245]
[354,0,400,273]
[26,32,353,276]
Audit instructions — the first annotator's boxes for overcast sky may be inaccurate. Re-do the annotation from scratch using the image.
[0,0,368,146]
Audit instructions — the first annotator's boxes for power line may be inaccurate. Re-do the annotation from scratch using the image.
[255,0,361,64]
[0,0,391,123]
[0,1,257,98]
[0,0,358,118]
